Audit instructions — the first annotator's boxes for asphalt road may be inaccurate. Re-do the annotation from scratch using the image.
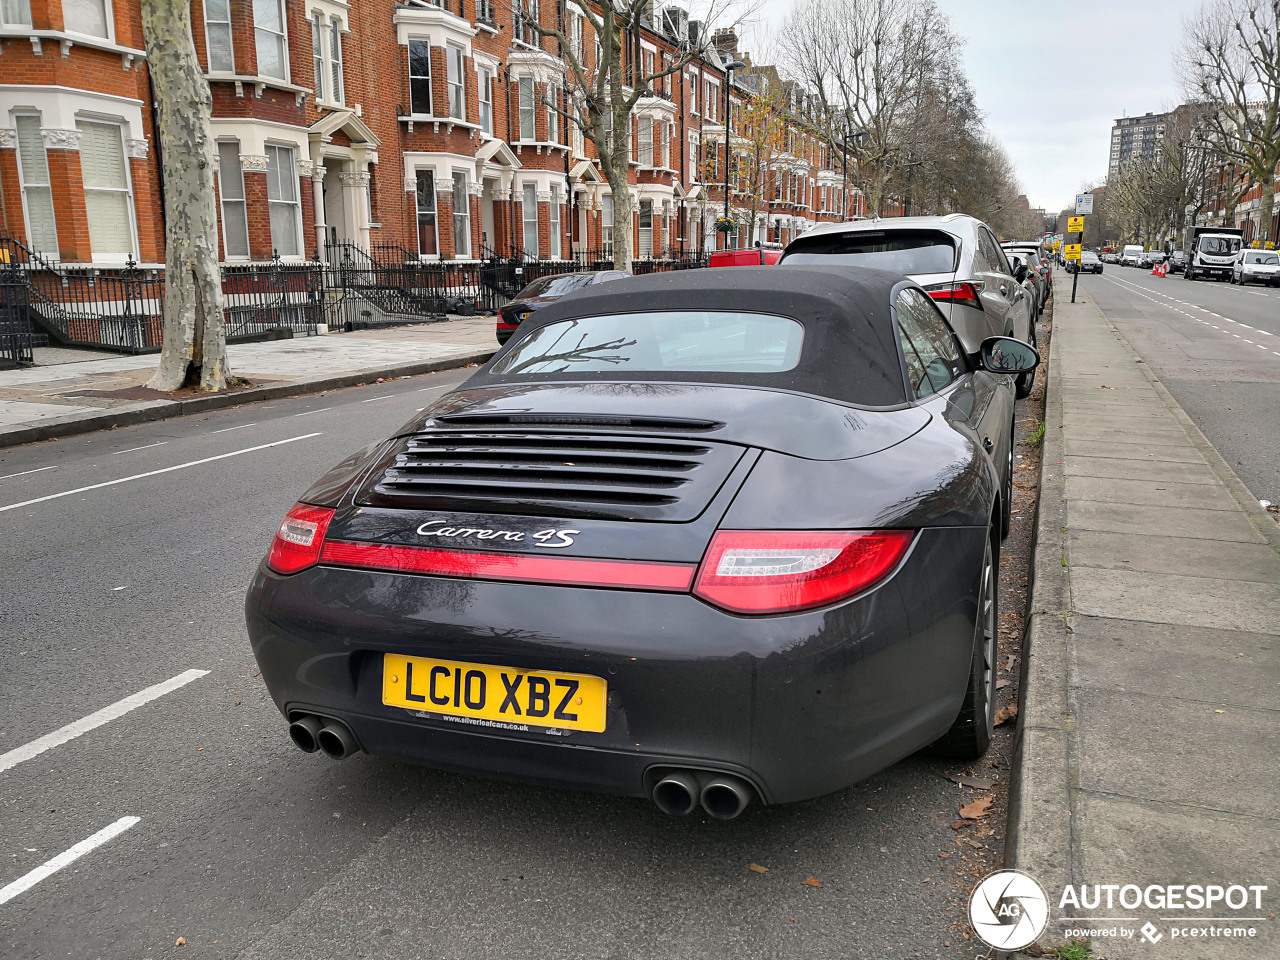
[1082,265,1280,504]
[0,355,1035,960]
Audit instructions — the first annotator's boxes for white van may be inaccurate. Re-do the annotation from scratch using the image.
[1120,244,1144,267]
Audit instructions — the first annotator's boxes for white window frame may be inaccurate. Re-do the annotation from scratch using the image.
[638,199,653,258]
[408,40,432,116]
[264,143,302,259]
[687,70,699,115]
[477,65,493,135]
[568,10,583,61]
[547,83,559,144]
[518,76,535,141]
[205,0,235,73]
[311,14,326,100]
[254,0,290,83]
[446,43,465,120]
[329,18,345,105]
[637,117,652,166]
[416,170,439,257]
[76,118,137,263]
[601,194,613,258]
[451,170,470,258]
[522,183,539,258]
[1,0,33,27]
[549,184,561,259]
[13,114,57,258]
[688,131,698,183]
[216,140,250,260]
[64,0,112,41]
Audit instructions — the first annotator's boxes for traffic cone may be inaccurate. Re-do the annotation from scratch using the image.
[1151,262,1160,275]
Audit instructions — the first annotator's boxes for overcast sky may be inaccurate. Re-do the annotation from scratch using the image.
[744,0,1203,212]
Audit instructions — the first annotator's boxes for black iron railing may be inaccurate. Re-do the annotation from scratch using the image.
[0,257,35,367]
[222,256,323,341]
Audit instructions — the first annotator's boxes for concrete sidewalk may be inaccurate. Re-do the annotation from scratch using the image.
[0,318,497,448]
[1009,288,1280,957]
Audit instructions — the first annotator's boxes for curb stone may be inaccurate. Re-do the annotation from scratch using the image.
[0,350,496,450]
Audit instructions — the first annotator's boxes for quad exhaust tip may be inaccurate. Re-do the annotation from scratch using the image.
[652,770,754,819]
[289,715,359,759]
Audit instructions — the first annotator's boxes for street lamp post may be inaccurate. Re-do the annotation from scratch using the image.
[722,57,745,248]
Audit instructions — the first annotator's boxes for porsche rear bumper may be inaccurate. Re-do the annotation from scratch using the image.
[245,526,986,804]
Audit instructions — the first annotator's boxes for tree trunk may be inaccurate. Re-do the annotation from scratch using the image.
[140,1,229,392]
[1261,176,1276,246]
[610,182,633,271]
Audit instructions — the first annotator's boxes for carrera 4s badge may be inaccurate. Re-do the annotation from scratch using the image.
[415,519,580,548]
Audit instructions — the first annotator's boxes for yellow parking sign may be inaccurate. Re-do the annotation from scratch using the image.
[1067,216,1085,234]
[1065,243,1082,261]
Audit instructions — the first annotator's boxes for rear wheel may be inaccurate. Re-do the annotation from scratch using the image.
[933,527,998,759]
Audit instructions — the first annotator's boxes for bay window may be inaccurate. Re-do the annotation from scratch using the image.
[409,41,432,115]
[638,200,653,259]
[216,141,250,259]
[77,120,135,261]
[64,0,109,38]
[549,185,561,259]
[416,171,438,256]
[638,118,652,166]
[265,144,301,258]
[522,184,539,258]
[447,44,465,120]
[601,195,613,258]
[254,0,289,82]
[452,172,470,258]
[1,0,32,26]
[14,116,57,257]
[205,0,235,72]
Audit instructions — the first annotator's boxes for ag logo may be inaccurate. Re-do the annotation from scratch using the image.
[969,869,1050,950]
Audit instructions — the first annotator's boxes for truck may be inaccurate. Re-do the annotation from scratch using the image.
[1120,244,1144,266]
[1185,226,1244,281]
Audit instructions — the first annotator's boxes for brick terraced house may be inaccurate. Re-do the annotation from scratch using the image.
[0,0,869,272]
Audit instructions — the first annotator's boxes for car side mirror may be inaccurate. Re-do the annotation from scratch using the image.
[1008,258,1028,283]
[979,336,1040,376]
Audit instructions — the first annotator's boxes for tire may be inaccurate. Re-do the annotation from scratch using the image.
[1014,370,1034,399]
[933,526,998,759]
[1186,268,1195,280]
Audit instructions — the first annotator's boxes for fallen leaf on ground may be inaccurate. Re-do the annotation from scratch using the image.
[958,796,993,820]
[951,820,969,830]
[994,704,1018,726]
[801,876,823,888]
[748,863,769,874]
[996,679,1011,690]
[945,774,995,790]
[175,938,186,947]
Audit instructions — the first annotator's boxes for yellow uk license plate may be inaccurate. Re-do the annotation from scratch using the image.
[382,653,607,733]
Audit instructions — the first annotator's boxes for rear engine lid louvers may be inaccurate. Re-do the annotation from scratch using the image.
[358,426,744,522]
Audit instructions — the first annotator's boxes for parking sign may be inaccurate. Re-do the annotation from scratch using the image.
[1075,194,1094,215]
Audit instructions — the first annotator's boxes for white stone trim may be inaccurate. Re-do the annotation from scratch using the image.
[240,153,270,173]
[296,159,315,177]
[125,138,149,159]
[394,6,476,56]
[505,49,565,83]
[0,128,15,149]
[41,128,82,150]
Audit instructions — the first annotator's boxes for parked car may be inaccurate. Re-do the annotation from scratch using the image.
[1231,249,1280,286]
[1002,242,1052,316]
[708,248,783,267]
[778,214,1037,396]
[1167,250,1188,273]
[496,270,629,344]
[246,267,1039,816]
[1120,244,1144,266]
[1068,252,1103,274]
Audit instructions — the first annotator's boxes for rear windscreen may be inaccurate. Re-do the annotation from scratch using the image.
[491,312,805,376]
[781,230,958,274]
[517,274,595,299]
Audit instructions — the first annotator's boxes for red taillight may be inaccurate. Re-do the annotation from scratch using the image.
[267,503,335,574]
[320,540,695,592]
[925,281,984,309]
[693,530,915,615]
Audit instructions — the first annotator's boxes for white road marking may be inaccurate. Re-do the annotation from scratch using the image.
[0,433,321,514]
[359,395,392,403]
[0,817,140,905]
[112,441,168,456]
[0,465,57,481]
[0,670,209,774]
[292,407,331,417]
[210,423,258,434]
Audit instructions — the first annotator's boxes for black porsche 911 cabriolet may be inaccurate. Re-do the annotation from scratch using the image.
[245,267,1038,819]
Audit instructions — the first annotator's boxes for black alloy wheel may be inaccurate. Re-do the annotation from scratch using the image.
[933,525,999,759]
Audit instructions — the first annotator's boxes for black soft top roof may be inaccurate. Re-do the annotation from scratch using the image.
[476,266,911,407]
